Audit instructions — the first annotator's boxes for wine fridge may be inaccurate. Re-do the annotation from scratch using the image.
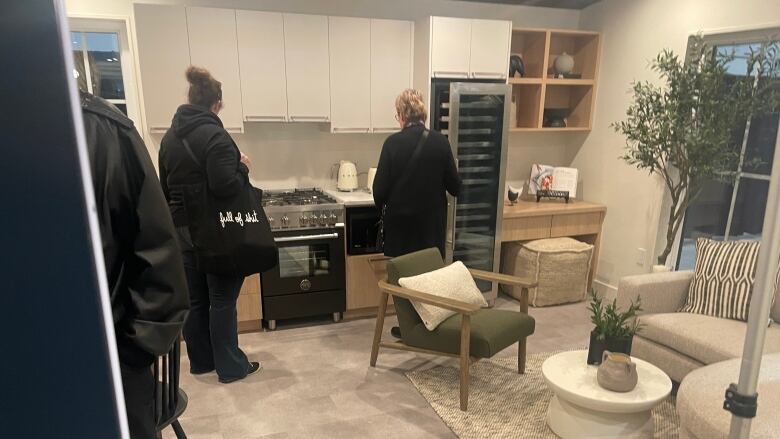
[443,82,511,302]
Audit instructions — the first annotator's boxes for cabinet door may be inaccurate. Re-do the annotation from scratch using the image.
[283,14,330,122]
[134,4,190,133]
[346,254,390,310]
[370,19,412,133]
[186,7,244,132]
[469,19,511,79]
[329,17,371,133]
[236,10,288,123]
[430,17,471,78]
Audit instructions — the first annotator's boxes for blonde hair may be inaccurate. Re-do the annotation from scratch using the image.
[395,89,427,124]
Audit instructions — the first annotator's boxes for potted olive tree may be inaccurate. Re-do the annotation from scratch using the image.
[613,36,780,268]
[587,292,643,365]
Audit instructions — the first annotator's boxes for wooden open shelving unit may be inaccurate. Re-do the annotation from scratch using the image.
[508,28,601,132]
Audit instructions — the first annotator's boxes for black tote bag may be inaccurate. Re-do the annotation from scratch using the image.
[180,139,278,276]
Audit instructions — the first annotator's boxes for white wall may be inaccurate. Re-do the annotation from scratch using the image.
[575,0,780,289]
[65,0,583,189]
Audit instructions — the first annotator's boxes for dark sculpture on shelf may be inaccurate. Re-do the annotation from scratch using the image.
[509,54,525,78]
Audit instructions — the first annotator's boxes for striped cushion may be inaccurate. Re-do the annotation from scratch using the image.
[679,238,760,322]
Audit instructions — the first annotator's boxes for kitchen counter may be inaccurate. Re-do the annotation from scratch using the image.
[324,188,376,207]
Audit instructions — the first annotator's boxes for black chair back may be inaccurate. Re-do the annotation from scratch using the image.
[154,340,188,438]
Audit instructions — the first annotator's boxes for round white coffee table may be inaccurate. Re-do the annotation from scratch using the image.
[542,350,672,439]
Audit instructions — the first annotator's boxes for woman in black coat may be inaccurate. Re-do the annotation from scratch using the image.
[373,89,461,258]
[159,66,260,384]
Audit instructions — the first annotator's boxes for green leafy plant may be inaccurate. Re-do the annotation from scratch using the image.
[613,35,780,266]
[588,291,643,341]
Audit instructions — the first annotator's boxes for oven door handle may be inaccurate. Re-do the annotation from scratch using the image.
[274,233,340,243]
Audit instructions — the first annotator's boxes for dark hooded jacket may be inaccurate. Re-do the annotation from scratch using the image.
[81,93,189,368]
[158,105,249,226]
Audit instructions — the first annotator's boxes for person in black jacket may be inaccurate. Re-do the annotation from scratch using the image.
[373,89,461,258]
[159,66,260,384]
[81,92,189,438]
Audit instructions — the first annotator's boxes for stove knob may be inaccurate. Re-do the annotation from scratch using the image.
[281,215,289,227]
[268,216,275,228]
[319,213,328,226]
[299,214,307,227]
[329,212,338,225]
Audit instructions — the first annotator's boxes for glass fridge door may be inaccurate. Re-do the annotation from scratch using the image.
[446,83,510,297]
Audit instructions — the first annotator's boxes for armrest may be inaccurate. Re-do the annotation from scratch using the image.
[378,281,481,315]
[469,269,537,288]
[612,271,693,315]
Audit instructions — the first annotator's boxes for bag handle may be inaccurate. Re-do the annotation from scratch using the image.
[386,128,429,206]
[180,137,204,170]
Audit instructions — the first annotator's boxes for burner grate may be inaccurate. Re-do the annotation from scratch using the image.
[262,188,337,207]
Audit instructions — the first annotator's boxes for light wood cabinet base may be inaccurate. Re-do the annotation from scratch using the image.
[238,319,262,333]
[344,304,396,321]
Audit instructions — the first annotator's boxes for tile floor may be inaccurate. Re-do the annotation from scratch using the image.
[163,295,592,439]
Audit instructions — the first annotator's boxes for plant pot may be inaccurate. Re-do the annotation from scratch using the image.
[587,330,634,365]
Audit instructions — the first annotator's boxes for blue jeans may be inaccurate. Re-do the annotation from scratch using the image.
[176,227,249,381]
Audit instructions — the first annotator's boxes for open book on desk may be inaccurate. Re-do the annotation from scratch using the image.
[529,164,578,198]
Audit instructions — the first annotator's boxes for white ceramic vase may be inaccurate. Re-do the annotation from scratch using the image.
[554,52,575,75]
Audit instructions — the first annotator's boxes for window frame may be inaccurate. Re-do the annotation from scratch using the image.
[672,27,780,270]
[68,16,143,130]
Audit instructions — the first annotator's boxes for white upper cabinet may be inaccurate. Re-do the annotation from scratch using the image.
[370,19,413,133]
[429,16,511,79]
[329,17,371,133]
[134,4,190,133]
[430,17,472,78]
[186,7,244,132]
[284,14,330,122]
[469,19,511,79]
[236,10,288,123]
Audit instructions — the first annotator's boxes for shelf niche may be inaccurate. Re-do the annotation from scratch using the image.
[508,28,600,132]
[544,84,593,129]
[547,31,600,80]
[512,84,542,129]
[509,30,547,79]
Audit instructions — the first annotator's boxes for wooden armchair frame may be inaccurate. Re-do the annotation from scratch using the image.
[370,269,536,411]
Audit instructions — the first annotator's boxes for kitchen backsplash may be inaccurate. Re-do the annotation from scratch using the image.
[208,123,581,193]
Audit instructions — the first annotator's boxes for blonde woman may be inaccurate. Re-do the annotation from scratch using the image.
[372,89,461,258]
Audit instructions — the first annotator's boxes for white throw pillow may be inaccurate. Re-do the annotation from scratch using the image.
[398,261,488,331]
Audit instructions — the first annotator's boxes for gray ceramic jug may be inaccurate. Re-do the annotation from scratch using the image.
[597,351,638,392]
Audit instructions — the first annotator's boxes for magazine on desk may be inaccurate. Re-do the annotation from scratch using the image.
[529,164,578,198]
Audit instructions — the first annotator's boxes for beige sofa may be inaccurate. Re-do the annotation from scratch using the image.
[677,353,780,439]
[612,271,780,383]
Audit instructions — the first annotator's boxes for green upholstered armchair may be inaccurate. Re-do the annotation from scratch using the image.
[370,248,537,411]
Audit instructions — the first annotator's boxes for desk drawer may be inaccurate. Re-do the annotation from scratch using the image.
[550,212,603,237]
[502,216,552,241]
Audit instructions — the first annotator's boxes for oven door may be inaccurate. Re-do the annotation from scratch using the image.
[262,227,346,296]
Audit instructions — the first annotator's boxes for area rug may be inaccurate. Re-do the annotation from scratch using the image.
[406,350,679,439]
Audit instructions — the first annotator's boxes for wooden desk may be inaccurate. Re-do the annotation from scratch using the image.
[502,200,607,288]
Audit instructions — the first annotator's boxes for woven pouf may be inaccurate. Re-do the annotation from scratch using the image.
[501,237,593,307]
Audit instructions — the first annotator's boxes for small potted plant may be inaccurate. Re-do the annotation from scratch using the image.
[587,291,643,365]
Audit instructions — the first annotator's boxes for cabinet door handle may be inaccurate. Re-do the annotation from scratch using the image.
[245,115,287,122]
[149,126,169,134]
[332,127,370,133]
[471,72,506,79]
[433,71,469,78]
[225,126,244,133]
[289,116,330,122]
[372,127,398,133]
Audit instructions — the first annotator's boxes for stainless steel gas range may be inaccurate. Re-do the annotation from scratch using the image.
[260,188,346,330]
